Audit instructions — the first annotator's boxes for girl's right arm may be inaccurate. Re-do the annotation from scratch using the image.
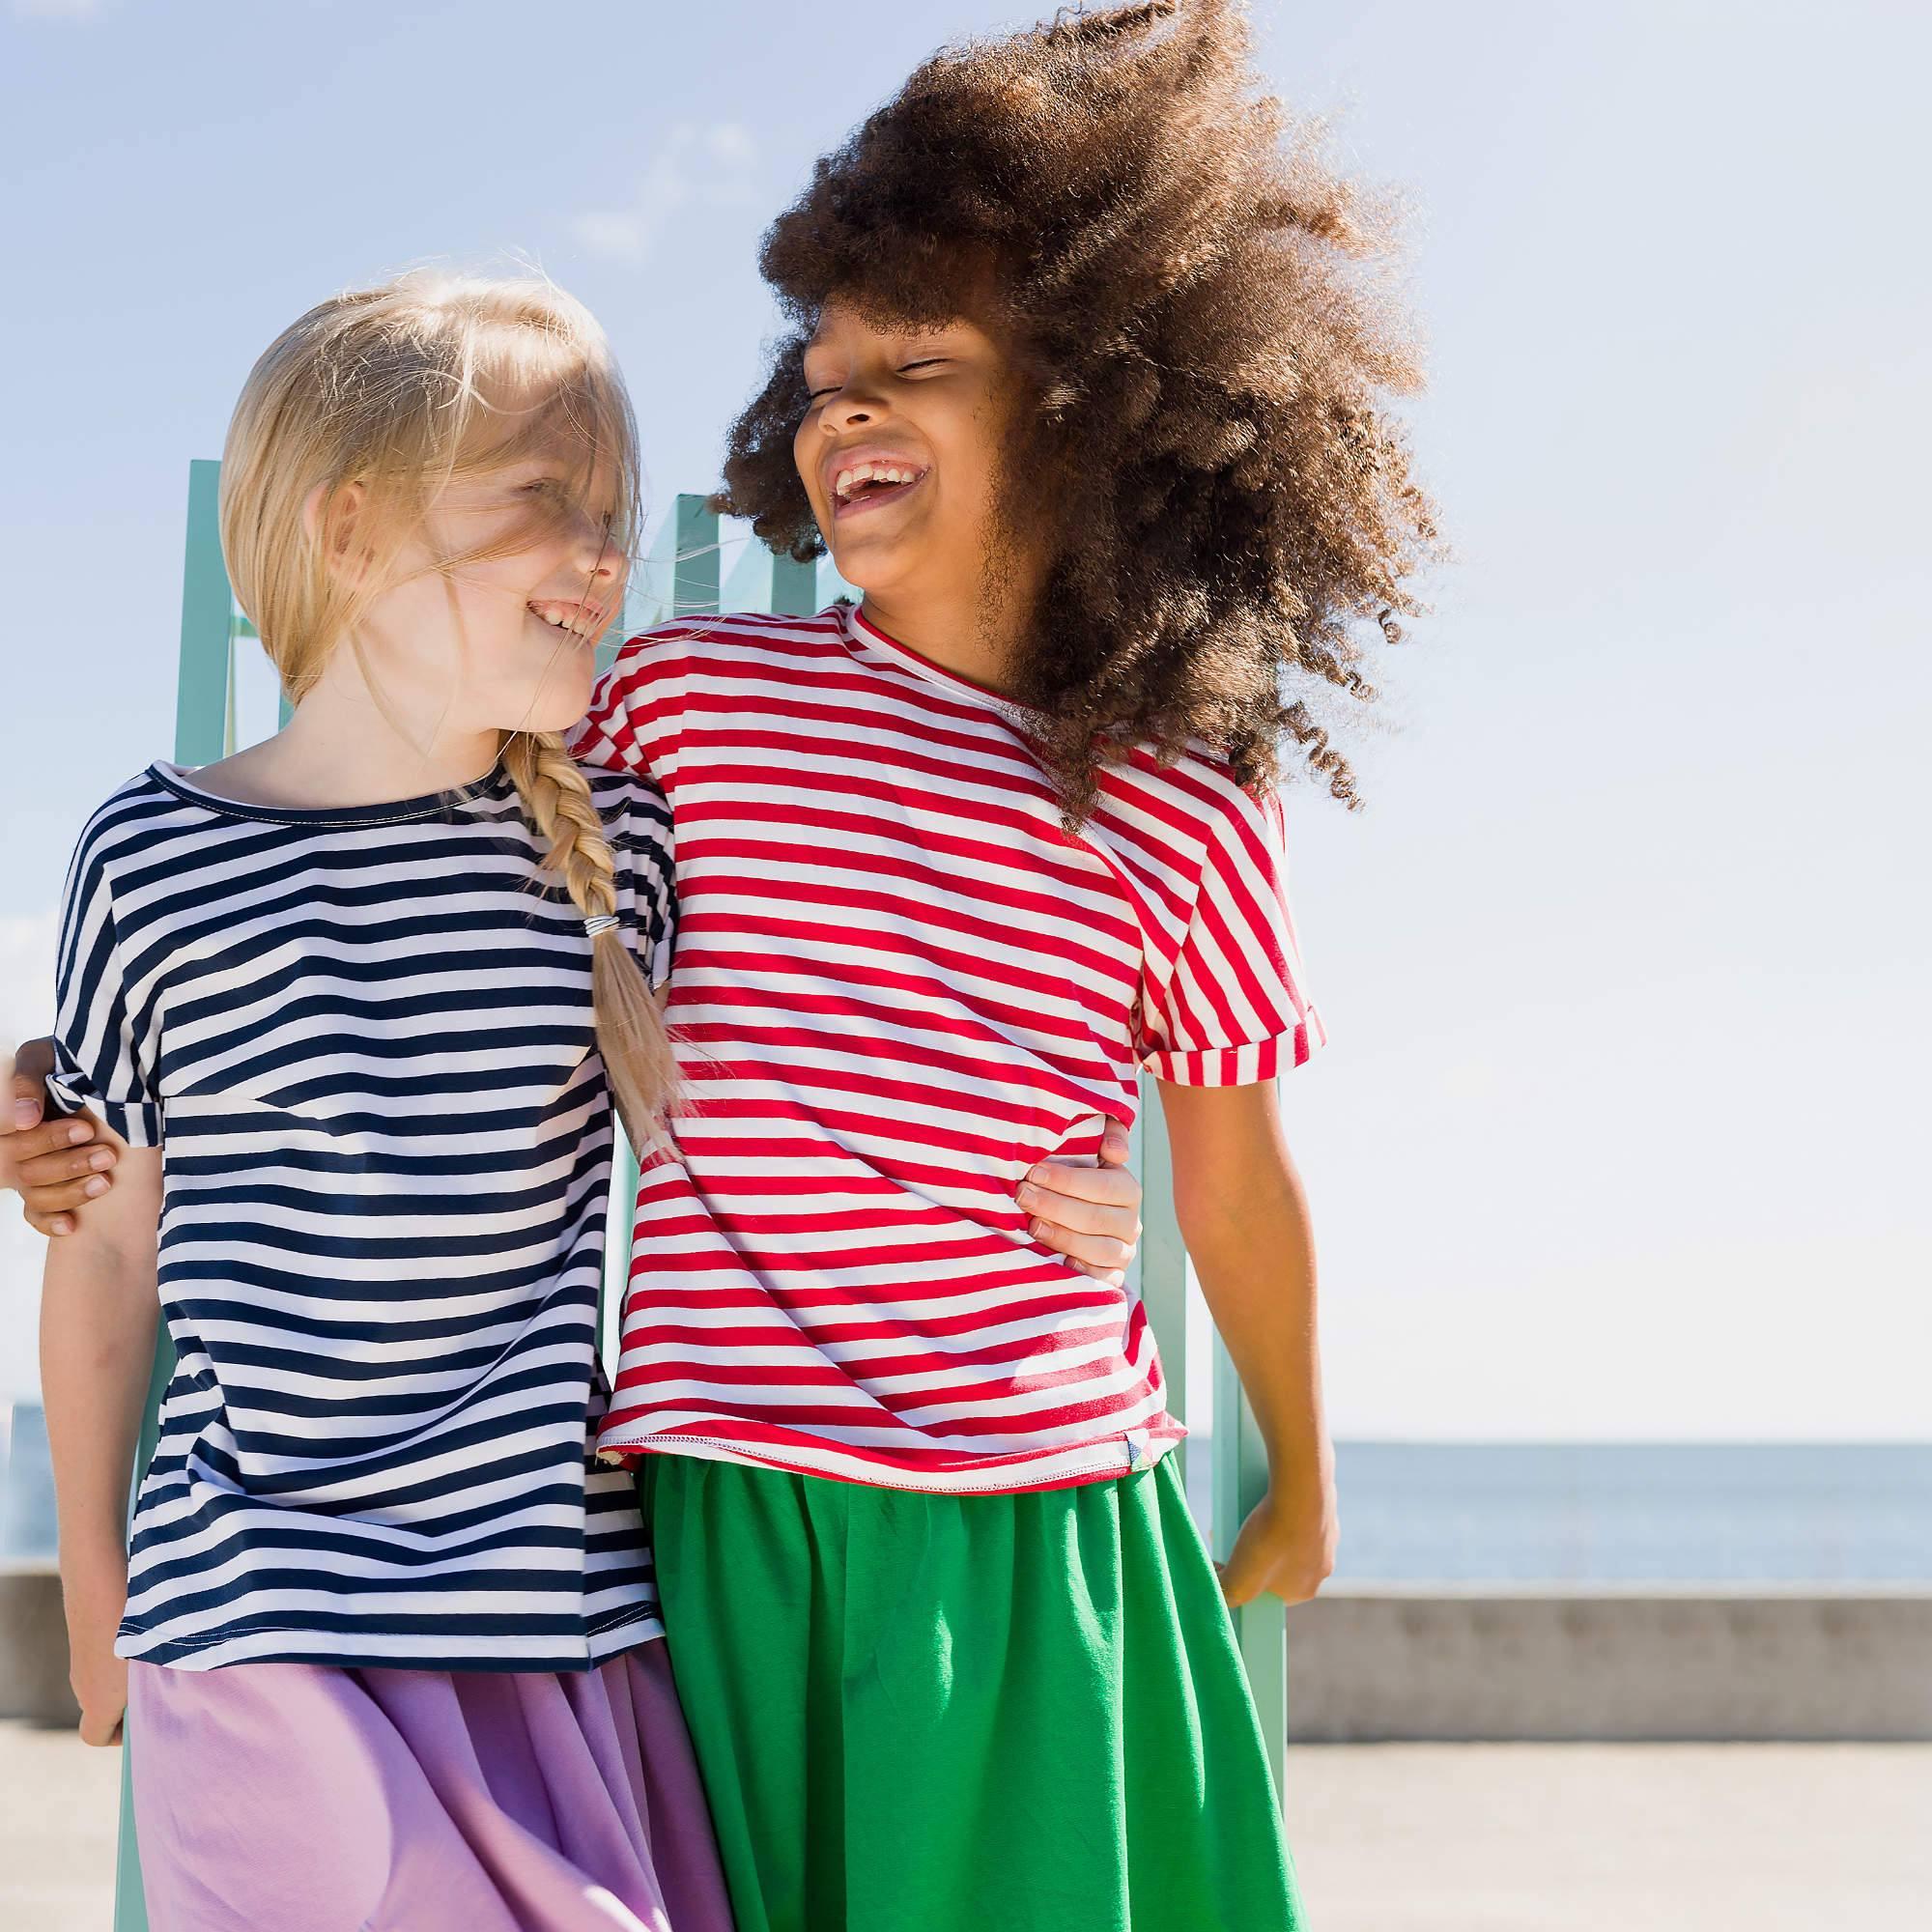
[39,1133,162,1745]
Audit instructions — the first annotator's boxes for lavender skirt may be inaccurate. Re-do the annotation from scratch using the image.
[127,1644,736,1932]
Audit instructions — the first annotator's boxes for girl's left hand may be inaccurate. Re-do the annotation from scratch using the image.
[1019,1121,1142,1286]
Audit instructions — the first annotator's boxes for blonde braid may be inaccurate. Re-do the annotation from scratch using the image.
[501,731,680,1156]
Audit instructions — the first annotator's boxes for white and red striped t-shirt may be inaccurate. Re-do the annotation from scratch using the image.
[577,602,1322,1492]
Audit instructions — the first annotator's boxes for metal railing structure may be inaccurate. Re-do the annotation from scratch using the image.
[111,463,1289,1923]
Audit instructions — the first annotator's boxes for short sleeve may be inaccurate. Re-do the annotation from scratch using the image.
[571,628,692,782]
[50,830,161,1146]
[1136,784,1325,1088]
[612,779,678,991]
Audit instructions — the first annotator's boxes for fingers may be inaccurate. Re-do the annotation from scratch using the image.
[19,1142,117,1193]
[1065,1260,1127,1290]
[13,1115,98,1164]
[1098,1119,1132,1167]
[11,1070,43,1133]
[77,1708,125,1748]
[25,1173,113,1216]
[1217,1520,1276,1608]
[1027,1212,1135,1273]
[1027,1157,1140,1210]
[1019,1178,1136,1243]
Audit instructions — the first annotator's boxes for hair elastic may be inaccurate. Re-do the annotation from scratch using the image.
[583,913,620,940]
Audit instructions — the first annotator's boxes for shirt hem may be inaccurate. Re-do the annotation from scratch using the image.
[598,1425,1184,1496]
[115,1610,666,1672]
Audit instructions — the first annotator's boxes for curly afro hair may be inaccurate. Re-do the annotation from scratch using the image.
[716,0,1441,819]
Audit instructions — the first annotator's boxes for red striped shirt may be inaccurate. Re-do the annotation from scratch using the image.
[579,604,1321,1492]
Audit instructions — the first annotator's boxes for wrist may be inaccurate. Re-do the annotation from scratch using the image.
[60,1540,128,1599]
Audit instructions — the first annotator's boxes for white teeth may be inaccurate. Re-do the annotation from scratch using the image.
[834,461,920,500]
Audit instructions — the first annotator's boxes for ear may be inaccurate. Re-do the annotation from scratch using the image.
[302,479,368,582]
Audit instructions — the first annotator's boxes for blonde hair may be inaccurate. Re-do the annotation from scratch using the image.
[219,269,678,1152]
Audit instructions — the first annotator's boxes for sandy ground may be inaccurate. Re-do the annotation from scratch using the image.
[4,1724,1929,1931]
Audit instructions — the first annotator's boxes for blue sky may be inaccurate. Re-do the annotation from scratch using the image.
[2,0,1925,1438]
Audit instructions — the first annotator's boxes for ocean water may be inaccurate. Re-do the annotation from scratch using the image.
[1326,1441,1932,1585]
[6,1406,1929,1584]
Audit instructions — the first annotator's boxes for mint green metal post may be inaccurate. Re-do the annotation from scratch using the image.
[116,460,235,1929]
[1131,1077,1186,1452]
[769,554,821,614]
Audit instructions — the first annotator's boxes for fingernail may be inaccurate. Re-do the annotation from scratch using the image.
[89,1151,113,1171]
[1015,1183,1037,1208]
[69,1123,91,1145]
[1031,1219,1048,1240]
[13,1101,37,1128]
[84,1177,109,1198]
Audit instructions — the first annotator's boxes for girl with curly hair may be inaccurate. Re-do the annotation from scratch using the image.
[576,5,1437,1929]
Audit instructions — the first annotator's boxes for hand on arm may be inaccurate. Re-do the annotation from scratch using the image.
[1160,1078,1336,1607]
[1021,1120,1143,1287]
[1,1038,117,1237]
[39,1134,163,1745]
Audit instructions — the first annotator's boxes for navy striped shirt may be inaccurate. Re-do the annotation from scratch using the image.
[50,758,674,1671]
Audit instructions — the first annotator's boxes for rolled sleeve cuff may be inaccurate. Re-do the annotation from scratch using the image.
[1140,1009,1326,1088]
[46,1077,162,1148]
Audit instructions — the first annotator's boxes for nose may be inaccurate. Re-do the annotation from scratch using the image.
[571,508,622,585]
[818,383,884,436]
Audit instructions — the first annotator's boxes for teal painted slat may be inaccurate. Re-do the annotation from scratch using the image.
[769,553,822,615]
[173,460,232,768]
[647,494,720,621]
[119,459,235,1930]
[722,531,773,614]
[1132,1077,1187,1450]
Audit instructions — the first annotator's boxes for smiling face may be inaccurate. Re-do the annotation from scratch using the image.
[346,452,626,742]
[793,299,1023,613]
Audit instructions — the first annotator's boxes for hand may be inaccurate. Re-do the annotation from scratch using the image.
[2,1038,116,1237]
[1019,1120,1143,1287]
[64,1563,129,1747]
[1216,1474,1338,1608]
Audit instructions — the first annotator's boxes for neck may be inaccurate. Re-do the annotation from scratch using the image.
[198,675,501,811]
[856,567,1037,696]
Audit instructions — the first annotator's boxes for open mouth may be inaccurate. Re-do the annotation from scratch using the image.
[527,599,608,640]
[830,458,929,521]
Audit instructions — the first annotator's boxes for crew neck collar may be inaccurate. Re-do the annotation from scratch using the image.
[149,759,511,827]
[840,602,1045,727]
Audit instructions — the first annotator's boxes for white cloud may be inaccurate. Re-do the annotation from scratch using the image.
[569,121,759,266]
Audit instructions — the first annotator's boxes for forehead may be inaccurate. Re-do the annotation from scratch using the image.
[805,300,989,356]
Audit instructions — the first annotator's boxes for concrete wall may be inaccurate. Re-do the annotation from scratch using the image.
[9,1571,1932,1741]
[0,1565,78,1726]
[1285,1586,1932,1742]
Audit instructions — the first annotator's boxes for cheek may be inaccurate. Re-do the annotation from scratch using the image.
[792,420,823,508]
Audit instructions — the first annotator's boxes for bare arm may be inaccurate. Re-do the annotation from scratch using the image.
[1159,1078,1335,1606]
[40,1132,163,1744]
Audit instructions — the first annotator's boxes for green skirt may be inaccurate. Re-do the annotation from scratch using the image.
[643,1452,1306,1932]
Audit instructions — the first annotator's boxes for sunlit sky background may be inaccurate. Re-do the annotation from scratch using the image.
[2,0,1925,1438]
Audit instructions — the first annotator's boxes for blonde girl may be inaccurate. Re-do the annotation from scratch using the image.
[39,270,735,1932]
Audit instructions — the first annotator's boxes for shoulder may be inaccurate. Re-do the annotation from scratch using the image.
[575,763,674,890]
[67,767,185,871]
[577,759,671,830]
[1099,738,1286,861]
[600,605,851,688]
